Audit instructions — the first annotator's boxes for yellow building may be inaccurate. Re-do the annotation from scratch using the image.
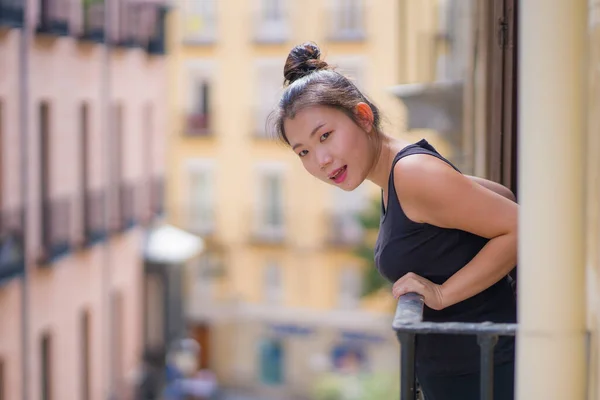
[165,0,455,396]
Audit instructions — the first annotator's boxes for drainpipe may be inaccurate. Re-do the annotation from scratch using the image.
[19,0,30,398]
[517,1,587,399]
[101,0,114,397]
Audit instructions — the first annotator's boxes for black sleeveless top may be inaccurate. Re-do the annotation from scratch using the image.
[374,139,516,376]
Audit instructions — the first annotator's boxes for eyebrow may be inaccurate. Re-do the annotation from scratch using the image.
[291,123,326,150]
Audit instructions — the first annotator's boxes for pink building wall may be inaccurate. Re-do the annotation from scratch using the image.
[0,2,167,398]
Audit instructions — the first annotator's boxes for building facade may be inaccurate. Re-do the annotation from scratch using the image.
[0,0,167,398]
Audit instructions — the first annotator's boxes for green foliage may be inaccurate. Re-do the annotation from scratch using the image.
[311,373,399,400]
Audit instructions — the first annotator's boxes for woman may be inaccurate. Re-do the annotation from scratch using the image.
[270,42,518,400]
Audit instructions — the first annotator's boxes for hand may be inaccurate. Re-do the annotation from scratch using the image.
[392,272,446,311]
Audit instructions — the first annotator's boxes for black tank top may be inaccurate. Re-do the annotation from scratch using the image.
[374,139,516,376]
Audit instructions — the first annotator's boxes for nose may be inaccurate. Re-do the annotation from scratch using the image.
[317,150,333,171]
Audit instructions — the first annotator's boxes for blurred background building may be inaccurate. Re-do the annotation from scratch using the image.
[0,0,168,398]
[0,0,599,399]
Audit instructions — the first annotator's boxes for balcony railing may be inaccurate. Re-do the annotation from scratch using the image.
[393,293,518,400]
[184,113,211,136]
[36,0,70,36]
[326,212,364,247]
[119,182,136,231]
[83,189,107,246]
[0,206,25,282]
[79,0,104,42]
[0,0,25,27]
[39,197,72,264]
[146,5,166,55]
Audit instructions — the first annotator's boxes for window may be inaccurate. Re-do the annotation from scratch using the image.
[185,61,215,136]
[263,262,283,304]
[80,310,91,400]
[39,102,50,201]
[256,0,288,42]
[187,159,215,234]
[254,59,284,137]
[40,332,52,400]
[259,338,284,385]
[111,103,124,228]
[331,0,364,40]
[194,253,217,301]
[255,165,285,240]
[338,267,362,309]
[182,0,216,43]
[39,102,51,251]
[111,291,124,388]
[80,103,90,237]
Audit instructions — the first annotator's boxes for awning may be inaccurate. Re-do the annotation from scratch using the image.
[388,80,464,146]
[144,224,205,264]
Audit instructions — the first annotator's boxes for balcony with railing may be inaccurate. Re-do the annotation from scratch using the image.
[79,0,104,42]
[146,4,166,55]
[83,189,107,247]
[0,0,24,28]
[183,112,211,137]
[393,293,518,400]
[0,206,25,282]
[36,0,70,36]
[39,197,72,265]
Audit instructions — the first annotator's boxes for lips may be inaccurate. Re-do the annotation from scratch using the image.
[329,165,348,184]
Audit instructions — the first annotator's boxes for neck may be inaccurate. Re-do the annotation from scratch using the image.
[366,134,413,189]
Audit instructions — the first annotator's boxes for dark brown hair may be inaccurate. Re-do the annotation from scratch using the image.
[270,42,382,145]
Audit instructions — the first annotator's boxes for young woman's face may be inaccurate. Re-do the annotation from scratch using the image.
[284,105,374,191]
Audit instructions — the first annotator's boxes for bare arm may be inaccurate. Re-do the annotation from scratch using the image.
[467,175,516,202]
[391,156,518,310]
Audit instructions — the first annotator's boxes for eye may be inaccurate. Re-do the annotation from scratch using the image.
[298,149,308,157]
[320,131,331,141]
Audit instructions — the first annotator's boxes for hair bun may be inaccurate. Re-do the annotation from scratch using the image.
[283,42,330,85]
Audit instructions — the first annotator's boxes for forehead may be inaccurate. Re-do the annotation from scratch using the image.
[284,106,347,140]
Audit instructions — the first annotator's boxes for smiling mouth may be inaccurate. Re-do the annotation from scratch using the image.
[329,165,347,183]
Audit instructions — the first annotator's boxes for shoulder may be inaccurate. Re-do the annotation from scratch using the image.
[392,153,518,235]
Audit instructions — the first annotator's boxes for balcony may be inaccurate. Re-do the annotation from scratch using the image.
[0,206,25,282]
[0,0,24,28]
[119,182,136,231]
[39,197,72,265]
[393,293,517,400]
[79,0,104,43]
[326,212,364,247]
[146,5,166,55]
[83,189,107,247]
[184,113,211,137]
[36,0,70,36]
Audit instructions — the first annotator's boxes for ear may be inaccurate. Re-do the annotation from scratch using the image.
[354,102,374,133]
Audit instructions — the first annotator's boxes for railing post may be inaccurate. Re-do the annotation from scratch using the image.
[397,332,417,400]
[477,334,498,400]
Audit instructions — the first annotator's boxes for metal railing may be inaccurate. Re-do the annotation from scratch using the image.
[393,293,518,400]
[0,0,24,27]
